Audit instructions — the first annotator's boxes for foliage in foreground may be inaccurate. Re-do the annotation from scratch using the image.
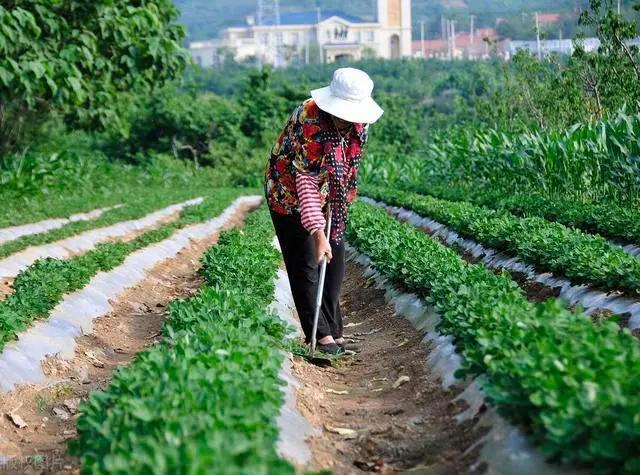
[347,201,640,473]
[363,186,640,295]
[0,190,240,352]
[72,208,294,475]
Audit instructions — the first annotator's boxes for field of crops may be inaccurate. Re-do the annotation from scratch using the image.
[1,149,640,473]
[3,0,640,473]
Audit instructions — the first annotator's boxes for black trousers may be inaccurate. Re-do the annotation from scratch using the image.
[270,211,345,343]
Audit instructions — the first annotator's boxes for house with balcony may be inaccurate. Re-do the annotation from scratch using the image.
[189,0,412,67]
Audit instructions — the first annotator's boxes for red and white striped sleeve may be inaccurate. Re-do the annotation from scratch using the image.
[296,173,326,234]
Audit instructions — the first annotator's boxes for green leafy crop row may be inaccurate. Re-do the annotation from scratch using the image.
[363,186,640,295]
[0,189,241,351]
[346,201,640,473]
[0,184,222,261]
[410,182,640,247]
[72,207,295,475]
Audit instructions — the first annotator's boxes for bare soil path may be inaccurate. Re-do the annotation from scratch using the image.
[292,262,484,474]
[0,204,252,474]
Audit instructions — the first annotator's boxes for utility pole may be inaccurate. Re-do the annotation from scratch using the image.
[447,19,451,59]
[441,16,446,40]
[420,20,426,58]
[470,15,476,44]
[305,36,310,64]
[256,0,264,68]
[274,0,281,67]
[618,0,621,14]
[535,12,542,59]
[448,19,456,61]
[451,20,456,59]
[316,7,323,64]
[257,0,283,67]
[559,27,563,54]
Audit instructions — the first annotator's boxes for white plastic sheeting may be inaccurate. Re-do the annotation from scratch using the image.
[270,236,317,466]
[0,205,122,246]
[345,244,584,475]
[0,196,261,393]
[362,197,640,330]
[0,198,203,279]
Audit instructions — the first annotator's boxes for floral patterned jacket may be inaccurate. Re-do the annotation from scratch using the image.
[264,99,369,241]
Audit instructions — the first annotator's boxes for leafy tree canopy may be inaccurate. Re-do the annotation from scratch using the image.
[0,0,187,139]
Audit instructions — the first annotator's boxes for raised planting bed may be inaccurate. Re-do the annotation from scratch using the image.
[0,204,121,247]
[0,187,219,266]
[0,190,242,353]
[411,182,640,248]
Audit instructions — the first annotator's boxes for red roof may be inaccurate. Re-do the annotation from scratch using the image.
[412,28,497,53]
[537,13,561,23]
[412,39,448,53]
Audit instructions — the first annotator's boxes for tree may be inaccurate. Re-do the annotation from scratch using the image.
[238,67,290,144]
[577,0,640,115]
[0,1,187,155]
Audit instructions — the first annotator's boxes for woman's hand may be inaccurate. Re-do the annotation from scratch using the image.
[313,230,333,264]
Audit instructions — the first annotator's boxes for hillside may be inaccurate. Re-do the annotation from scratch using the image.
[174,0,588,42]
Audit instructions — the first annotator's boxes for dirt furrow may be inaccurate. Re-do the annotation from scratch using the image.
[292,262,483,474]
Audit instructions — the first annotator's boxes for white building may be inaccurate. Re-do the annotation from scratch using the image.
[508,38,601,57]
[190,0,412,67]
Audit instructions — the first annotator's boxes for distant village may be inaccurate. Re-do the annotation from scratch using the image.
[189,1,639,67]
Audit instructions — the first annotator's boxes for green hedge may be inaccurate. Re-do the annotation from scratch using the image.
[72,207,295,474]
[363,186,640,295]
[347,200,640,473]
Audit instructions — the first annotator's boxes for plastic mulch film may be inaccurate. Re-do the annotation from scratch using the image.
[0,205,123,247]
[0,198,203,278]
[270,236,318,467]
[623,243,640,257]
[0,196,261,393]
[362,197,640,330]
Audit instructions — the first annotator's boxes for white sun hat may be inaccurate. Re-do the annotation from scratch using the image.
[311,68,384,124]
